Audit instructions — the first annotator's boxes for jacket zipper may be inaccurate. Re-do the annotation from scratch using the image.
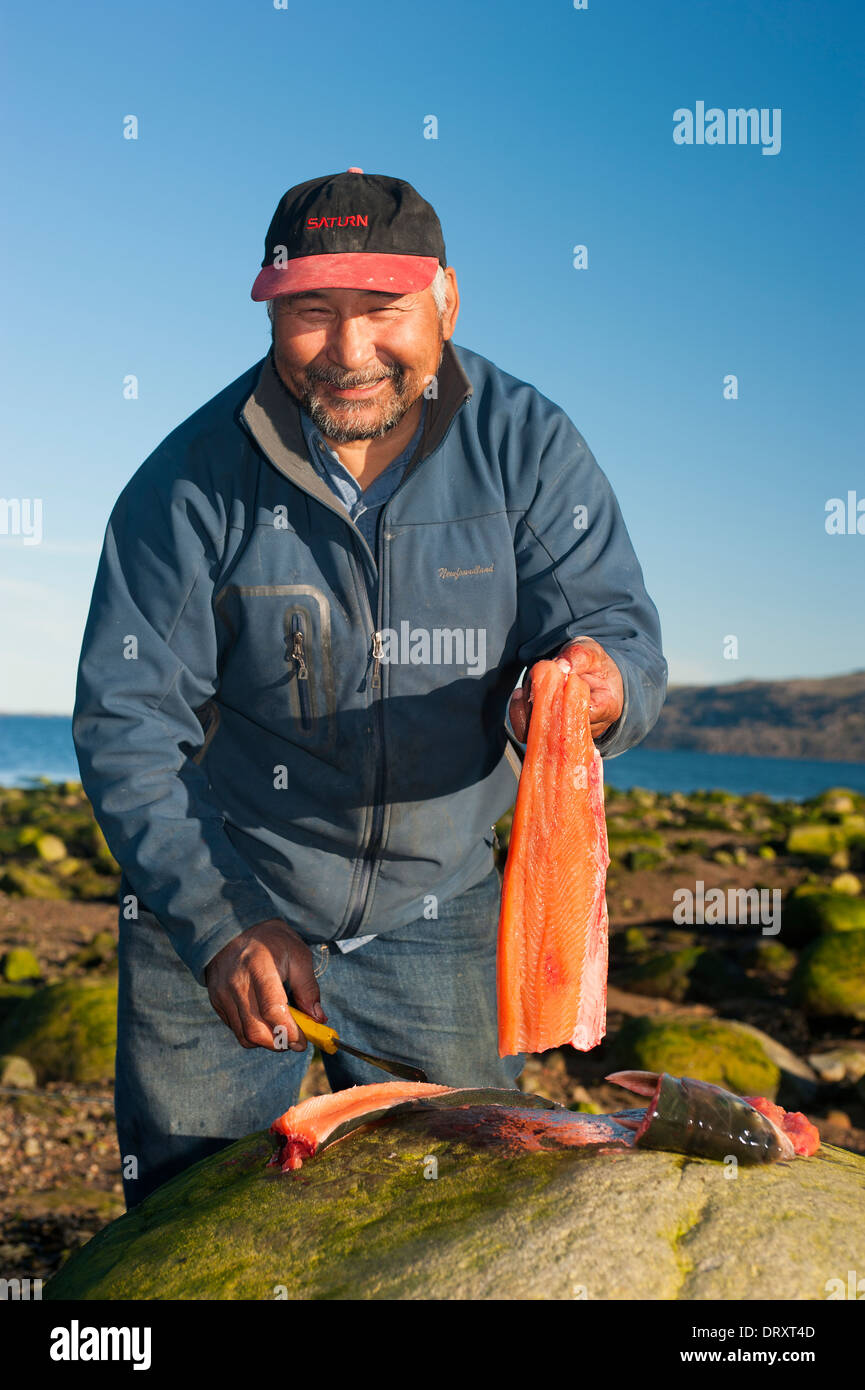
[341,573,385,938]
[339,396,472,939]
[289,614,313,731]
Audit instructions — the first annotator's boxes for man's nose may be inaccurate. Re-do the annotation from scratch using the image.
[326,315,380,372]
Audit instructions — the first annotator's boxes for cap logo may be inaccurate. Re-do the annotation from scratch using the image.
[306,214,369,230]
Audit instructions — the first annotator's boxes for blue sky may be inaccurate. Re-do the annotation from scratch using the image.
[1,0,862,712]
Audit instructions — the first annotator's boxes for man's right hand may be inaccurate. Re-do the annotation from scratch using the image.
[204,919,326,1051]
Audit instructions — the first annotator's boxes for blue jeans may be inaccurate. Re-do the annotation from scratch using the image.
[115,864,523,1206]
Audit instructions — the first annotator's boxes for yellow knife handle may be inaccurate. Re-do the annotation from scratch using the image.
[288,1005,340,1054]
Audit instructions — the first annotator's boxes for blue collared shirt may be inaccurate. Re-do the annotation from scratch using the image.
[299,396,427,560]
[298,396,427,951]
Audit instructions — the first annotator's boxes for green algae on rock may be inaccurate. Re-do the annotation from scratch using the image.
[783,887,865,945]
[44,1105,865,1301]
[619,947,751,1005]
[611,1017,780,1098]
[790,932,865,1021]
[1,946,42,983]
[0,977,117,1083]
[0,865,72,900]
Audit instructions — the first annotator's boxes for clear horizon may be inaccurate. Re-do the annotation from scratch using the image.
[2,0,863,712]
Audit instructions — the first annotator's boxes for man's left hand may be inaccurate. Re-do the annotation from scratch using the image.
[508,636,624,744]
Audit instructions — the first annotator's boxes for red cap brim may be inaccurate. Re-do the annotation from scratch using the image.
[251,252,440,302]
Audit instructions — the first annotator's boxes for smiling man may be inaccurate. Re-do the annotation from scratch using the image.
[73,169,667,1206]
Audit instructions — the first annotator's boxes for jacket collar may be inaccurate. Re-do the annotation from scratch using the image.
[238,339,473,514]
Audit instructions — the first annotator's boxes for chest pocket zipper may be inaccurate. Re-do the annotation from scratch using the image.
[288,613,313,732]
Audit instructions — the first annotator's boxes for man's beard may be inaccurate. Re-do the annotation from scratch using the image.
[272,335,444,443]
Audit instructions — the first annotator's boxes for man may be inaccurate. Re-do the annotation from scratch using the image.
[73,169,667,1207]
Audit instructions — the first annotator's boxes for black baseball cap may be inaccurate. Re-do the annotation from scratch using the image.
[250,168,447,302]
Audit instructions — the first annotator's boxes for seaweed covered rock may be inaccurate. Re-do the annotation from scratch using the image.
[618,947,750,1004]
[45,1104,865,1301]
[611,1017,780,1098]
[786,822,847,863]
[783,887,865,945]
[790,932,865,1021]
[0,865,72,900]
[0,977,117,1082]
[1,947,42,983]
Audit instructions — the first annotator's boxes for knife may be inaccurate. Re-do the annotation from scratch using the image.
[286,1006,429,1083]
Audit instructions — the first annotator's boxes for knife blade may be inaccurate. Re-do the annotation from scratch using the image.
[286,1006,429,1083]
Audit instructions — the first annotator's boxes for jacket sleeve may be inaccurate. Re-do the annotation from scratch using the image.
[511,410,668,760]
[72,462,280,985]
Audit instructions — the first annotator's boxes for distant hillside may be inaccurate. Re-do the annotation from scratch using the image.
[643,671,865,762]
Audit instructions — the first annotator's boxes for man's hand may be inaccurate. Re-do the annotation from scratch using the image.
[508,636,624,744]
[204,919,326,1051]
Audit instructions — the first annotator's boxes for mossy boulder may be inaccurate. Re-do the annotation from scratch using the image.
[611,1017,780,1098]
[744,939,798,982]
[618,948,749,1004]
[0,978,117,1082]
[70,930,118,970]
[786,822,846,862]
[0,1054,37,1087]
[1,946,42,982]
[782,888,865,945]
[0,865,72,900]
[33,833,67,863]
[63,866,120,901]
[812,789,860,816]
[789,933,865,1021]
[830,872,861,895]
[44,1104,865,1301]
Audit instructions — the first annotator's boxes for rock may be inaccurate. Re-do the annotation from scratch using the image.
[64,866,120,901]
[786,822,847,862]
[1,947,42,983]
[744,939,797,981]
[44,1108,865,1301]
[0,978,117,1083]
[790,932,865,1021]
[34,833,67,863]
[841,815,865,849]
[807,1045,865,1085]
[782,887,865,945]
[611,1017,780,1097]
[0,865,71,900]
[625,848,667,871]
[812,789,859,816]
[622,926,649,953]
[71,930,118,970]
[718,1020,818,1106]
[0,1054,37,1087]
[830,873,861,895]
[55,857,84,879]
[619,948,751,1005]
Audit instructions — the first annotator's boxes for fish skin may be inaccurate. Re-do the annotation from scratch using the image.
[268,1082,633,1170]
[268,1076,813,1173]
[497,662,610,1056]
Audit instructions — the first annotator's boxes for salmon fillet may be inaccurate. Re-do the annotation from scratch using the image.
[497,661,610,1055]
[269,1082,450,1170]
